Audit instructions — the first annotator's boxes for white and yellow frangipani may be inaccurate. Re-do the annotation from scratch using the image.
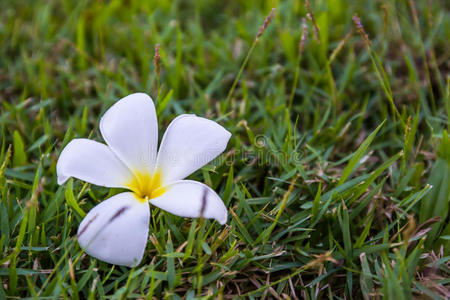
[57,93,231,267]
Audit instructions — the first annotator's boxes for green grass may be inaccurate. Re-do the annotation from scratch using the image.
[1,0,449,298]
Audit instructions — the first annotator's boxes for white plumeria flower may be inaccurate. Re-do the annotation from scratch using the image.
[57,93,231,267]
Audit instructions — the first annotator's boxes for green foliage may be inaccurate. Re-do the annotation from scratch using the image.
[0,0,449,298]
[420,131,450,251]
[12,131,27,167]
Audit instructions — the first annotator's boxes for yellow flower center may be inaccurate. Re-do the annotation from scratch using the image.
[126,170,166,202]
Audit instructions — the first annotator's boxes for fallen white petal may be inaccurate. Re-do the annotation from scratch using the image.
[77,192,149,267]
[150,180,227,225]
[57,139,133,187]
[156,115,231,185]
[100,93,158,174]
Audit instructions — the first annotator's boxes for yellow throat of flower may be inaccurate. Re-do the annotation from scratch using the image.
[127,170,166,202]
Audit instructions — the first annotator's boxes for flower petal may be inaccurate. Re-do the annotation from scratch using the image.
[149,180,227,224]
[57,139,133,187]
[100,93,158,174]
[77,192,149,267]
[156,115,231,184]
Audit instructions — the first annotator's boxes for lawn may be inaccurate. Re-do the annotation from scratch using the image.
[0,0,449,298]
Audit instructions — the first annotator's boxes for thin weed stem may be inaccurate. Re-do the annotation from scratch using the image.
[225,9,275,108]
[289,18,308,110]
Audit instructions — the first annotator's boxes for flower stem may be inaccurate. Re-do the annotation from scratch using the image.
[225,40,257,108]
[288,54,302,110]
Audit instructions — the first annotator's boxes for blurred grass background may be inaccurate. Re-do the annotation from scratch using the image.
[0,0,449,298]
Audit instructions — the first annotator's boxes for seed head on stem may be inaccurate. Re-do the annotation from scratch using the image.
[154,44,161,76]
[299,18,308,55]
[153,44,161,98]
[256,8,276,41]
[352,14,371,47]
[225,8,276,108]
[305,0,320,43]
